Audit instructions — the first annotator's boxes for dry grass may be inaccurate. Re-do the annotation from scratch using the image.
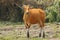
[0,21,60,40]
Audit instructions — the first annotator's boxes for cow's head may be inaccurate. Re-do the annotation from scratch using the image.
[22,5,30,13]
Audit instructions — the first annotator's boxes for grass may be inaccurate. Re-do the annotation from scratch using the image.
[0,31,48,40]
[0,21,60,40]
[0,35,48,40]
[0,21,23,28]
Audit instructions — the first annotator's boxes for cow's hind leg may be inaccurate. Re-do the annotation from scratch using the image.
[39,27,45,38]
[39,21,45,38]
[43,31,45,38]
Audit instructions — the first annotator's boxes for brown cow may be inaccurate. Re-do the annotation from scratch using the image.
[23,5,46,38]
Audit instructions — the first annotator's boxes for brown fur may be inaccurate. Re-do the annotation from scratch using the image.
[23,5,46,28]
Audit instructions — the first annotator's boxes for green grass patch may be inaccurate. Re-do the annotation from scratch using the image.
[53,33,60,38]
[0,21,24,27]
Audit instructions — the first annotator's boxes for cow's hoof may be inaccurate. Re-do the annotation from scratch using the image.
[43,32,45,38]
[27,31,29,38]
[39,33,41,37]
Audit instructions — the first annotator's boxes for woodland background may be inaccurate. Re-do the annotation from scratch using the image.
[0,0,60,22]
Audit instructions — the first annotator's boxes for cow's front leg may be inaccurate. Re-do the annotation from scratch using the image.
[27,28,29,38]
[25,23,30,38]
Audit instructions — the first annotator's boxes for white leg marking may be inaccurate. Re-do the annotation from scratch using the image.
[40,28,44,38]
[27,29,29,32]
[26,29,30,38]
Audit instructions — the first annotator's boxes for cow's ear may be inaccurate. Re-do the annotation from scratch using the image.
[22,4,24,7]
[29,6,33,9]
[22,4,26,7]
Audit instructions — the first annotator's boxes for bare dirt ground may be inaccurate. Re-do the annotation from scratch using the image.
[0,23,60,40]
